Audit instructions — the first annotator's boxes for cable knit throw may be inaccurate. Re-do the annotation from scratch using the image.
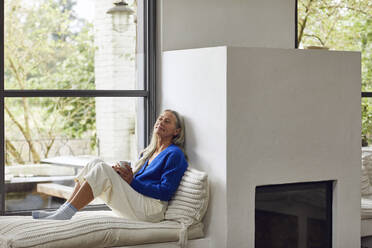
[165,167,209,248]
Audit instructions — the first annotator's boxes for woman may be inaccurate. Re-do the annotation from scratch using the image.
[32,109,188,222]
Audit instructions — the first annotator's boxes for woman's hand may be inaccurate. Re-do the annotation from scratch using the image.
[112,163,133,184]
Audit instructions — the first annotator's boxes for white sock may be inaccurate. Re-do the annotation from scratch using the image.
[32,202,68,219]
[44,203,78,220]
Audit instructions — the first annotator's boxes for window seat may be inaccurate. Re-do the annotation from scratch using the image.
[0,211,205,248]
[114,238,210,248]
[0,167,209,248]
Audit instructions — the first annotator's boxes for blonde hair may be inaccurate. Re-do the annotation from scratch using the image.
[133,109,187,174]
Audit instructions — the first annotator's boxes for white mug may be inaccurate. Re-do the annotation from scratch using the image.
[119,160,131,169]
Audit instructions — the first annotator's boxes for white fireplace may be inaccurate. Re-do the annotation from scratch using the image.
[160,46,361,248]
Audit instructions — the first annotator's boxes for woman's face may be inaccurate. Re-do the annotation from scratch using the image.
[154,111,180,140]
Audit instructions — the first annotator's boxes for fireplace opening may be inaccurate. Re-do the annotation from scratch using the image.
[255,181,333,248]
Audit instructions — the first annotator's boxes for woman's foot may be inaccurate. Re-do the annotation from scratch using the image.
[44,203,77,220]
[32,202,67,219]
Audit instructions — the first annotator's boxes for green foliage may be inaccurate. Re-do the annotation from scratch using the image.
[4,0,97,163]
[298,0,372,145]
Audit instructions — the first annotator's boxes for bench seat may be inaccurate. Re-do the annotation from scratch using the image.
[115,238,210,248]
[0,211,204,248]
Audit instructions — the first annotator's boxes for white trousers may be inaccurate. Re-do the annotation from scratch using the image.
[75,159,167,222]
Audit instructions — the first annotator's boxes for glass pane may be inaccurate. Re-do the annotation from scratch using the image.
[5,97,140,211]
[362,98,372,149]
[4,0,143,90]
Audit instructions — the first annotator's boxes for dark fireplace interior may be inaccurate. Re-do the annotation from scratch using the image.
[255,181,333,248]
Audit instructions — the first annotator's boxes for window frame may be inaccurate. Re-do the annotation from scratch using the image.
[0,0,157,216]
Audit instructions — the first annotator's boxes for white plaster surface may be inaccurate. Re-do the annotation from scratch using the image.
[159,0,295,51]
[156,0,295,114]
[160,46,361,248]
[161,47,228,248]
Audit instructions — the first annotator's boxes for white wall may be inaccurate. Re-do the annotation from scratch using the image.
[159,0,296,51]
[161,47,228,248]
[157,0,296,113]
[161,47,361,248]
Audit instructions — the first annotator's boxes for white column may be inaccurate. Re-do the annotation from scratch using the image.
[94,0,137,161]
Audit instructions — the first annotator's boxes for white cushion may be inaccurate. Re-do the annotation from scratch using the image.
[364,153,372,183]
[164,167,209,226]
[362,165,372,196]
[362,150,372,160]
[362,197,372,219]
[0,211,204,248]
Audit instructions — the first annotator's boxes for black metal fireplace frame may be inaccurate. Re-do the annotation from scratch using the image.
[256,180,333,248]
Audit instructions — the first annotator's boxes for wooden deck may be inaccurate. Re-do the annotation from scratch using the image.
[37,183,74,199]
[6,175,75,184]
[36,183,104,204]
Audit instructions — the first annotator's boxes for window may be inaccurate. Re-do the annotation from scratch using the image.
[0,0,157,215]
[296,0,372,148]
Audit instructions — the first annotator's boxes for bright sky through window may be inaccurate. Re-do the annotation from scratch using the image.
[74,0,94,21]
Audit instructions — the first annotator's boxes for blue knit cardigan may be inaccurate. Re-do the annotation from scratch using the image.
[130,144,188,201]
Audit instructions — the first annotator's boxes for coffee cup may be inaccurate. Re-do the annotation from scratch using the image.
[119,161,131,168]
